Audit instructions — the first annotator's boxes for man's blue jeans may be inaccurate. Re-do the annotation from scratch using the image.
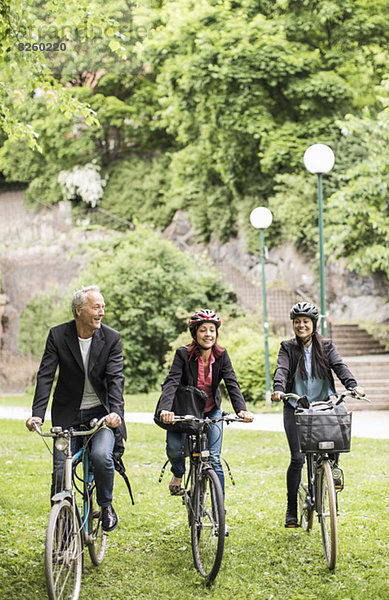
[51,406,115,507]
[166,406,225,493]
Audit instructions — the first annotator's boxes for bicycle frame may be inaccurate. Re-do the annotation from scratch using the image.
[184,427,212,483]
[49,425,102,546]
[305,451,335,516]
[73,443,96,546]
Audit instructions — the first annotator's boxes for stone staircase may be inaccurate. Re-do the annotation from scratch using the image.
[329,323,389,410]
[328,323,388,356]
[332,354,389,410]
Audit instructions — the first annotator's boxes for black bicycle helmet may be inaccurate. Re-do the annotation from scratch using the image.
[290,302,319,325]
[188,309,221,338]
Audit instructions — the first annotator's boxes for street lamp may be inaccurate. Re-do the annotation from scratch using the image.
[303,144,335,336]
[250,206,273,406]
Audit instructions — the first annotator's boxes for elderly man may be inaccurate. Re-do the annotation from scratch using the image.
[26,285,126,532]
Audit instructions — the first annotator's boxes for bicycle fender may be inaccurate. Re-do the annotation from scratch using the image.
[51,490,72,503]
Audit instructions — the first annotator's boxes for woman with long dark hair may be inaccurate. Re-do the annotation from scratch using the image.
[156,309,253,503]
[272,302,365,528]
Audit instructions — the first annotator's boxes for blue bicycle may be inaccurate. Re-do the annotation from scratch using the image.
[34,416,108,600]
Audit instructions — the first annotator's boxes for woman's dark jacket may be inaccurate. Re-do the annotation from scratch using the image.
[272,337,357,394]
[157,346,247,415]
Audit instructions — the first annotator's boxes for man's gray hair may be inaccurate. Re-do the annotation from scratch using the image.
[72,285,101,319]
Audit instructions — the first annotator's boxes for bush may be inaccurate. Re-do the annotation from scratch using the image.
[214,314,280,405]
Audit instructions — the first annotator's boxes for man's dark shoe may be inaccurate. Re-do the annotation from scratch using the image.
[169,477,184,496]
[102,504,119,532]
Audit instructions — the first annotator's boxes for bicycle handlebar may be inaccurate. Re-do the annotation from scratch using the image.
[281,389,370,405]
[172,413,246,425]
[32,416,107,438]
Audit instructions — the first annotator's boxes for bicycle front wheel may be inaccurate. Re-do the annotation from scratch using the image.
[319,460,338,569]
[45,499,83,600]
[191,468,225,584]
[87,485,108,566]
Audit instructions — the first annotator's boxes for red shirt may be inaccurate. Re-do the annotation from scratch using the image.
[197,352,215,413]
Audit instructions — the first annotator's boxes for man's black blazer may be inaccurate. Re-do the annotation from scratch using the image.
[32,320,127,441]
[157,346,246,415]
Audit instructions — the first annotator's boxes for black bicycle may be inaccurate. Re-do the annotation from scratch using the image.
[160,413,244,584]
[283,390,369,570]
[33,417,109,600]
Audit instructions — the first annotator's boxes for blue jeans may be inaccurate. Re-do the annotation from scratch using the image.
[166,406,225,493]
[51,406,115,507]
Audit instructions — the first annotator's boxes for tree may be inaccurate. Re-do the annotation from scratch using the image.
[138,0,389,243]
[326,80,389,279]
[0,0,112,148]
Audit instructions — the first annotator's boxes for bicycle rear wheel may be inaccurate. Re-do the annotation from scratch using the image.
[87,484,108,565]
[45,499,83,600]
[319,459,338,569]
[298,462,313,531]
[191,468,225,584]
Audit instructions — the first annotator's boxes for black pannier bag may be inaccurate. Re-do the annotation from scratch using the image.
[295,400,352,453]
[154,385,208,434]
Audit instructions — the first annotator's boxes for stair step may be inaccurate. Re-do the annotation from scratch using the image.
[338,348,388,355]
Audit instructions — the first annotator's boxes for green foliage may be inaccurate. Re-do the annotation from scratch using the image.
[88,155,176,231]
[268,173,319,256]
[218,314,280,405]
[137,0,389,242]
[326,81,389,279]
[0,0,137,146]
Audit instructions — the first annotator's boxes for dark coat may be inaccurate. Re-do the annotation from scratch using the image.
[272,337,358,394]
[157,346,247,415]
[32,320,127,442]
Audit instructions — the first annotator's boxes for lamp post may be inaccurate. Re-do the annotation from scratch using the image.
[303,144,335,336]
[250,206,273,406]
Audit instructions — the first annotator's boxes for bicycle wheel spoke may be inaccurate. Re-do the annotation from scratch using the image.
[191,469,225,583]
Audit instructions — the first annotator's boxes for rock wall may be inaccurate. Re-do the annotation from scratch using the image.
[0,191,107,391]
[163,210,389,324]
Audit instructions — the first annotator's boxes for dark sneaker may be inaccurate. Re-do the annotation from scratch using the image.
[285,508,300,528]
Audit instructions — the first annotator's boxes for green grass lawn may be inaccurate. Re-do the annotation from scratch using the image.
[0,418,388,600]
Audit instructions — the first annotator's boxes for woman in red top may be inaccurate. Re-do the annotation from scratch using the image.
[158,309,253,496]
